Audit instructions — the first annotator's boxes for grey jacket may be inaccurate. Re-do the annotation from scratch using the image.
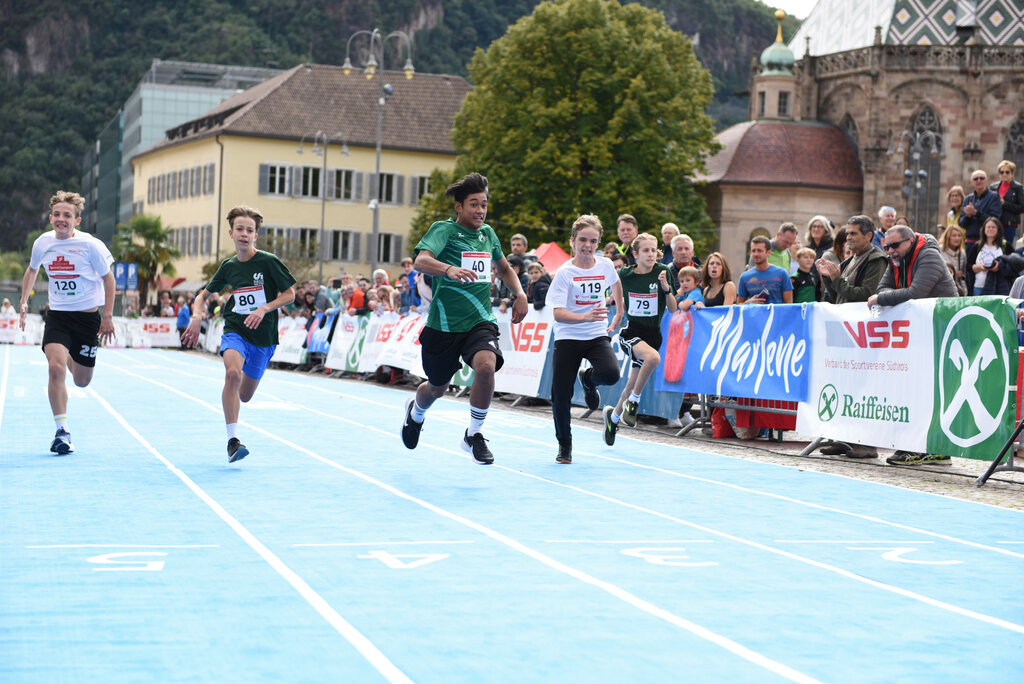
[875,233,959,306]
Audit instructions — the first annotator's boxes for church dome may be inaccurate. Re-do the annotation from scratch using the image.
[760,9,795,75]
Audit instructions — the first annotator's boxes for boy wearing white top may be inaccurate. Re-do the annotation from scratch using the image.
[20,191,116,454]
[547,214,624,464]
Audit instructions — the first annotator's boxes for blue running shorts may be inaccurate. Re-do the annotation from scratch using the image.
[219,332,276,380]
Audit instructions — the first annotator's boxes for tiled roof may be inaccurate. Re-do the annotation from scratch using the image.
[137,63,472,158]
[698,120,863,190]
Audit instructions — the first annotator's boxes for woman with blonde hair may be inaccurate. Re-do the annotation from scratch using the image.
[939,224,967,296]
[946,185,965,228]
[991,160,1024,246]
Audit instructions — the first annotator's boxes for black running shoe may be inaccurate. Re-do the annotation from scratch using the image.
[556,442,572,464]
[462,430,494,464]
[621,399,639,427]
[603,406,617,446]
[401,396,423,449]
[578,368,600,411]
[227,437,249,463]
[50,428,74,455]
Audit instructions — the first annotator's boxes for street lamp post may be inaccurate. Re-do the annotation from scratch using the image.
[342,28,414,273]
[887,129,944,233]
[298,131,348,284]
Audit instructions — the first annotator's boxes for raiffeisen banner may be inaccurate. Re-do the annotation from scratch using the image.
[796,297,1018,458]
[655,303,813,401]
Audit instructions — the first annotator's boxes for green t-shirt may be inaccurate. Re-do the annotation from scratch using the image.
[205,250,296,347]
[415,218,504,332]
[617,263,672,329]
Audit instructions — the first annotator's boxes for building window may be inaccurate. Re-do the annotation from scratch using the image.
[758,92,765,117]
[190,166,201,196]
[259,164,290,195]
[178,169,189,199]
[300,166,321,198]
[778,92,790,117]
[147,177,155,205]
[1005,117,1024,184]
[409,175,429,205]
[368,172,405,204]
[188,225,200,257]
[377,233,404,264]
[203,163,215,195]
[201,224,213,255]
[905,105,943,235]
[329,230,362,262]
[167,171,177,201]
[331,169,365,201]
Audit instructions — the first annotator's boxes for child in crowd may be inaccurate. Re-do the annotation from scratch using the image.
[791,247,819,303]
[675,266,704,310]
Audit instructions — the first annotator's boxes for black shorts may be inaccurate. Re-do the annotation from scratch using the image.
[619,325,663,369]
[419,321,504,387]
[41,309,102,368]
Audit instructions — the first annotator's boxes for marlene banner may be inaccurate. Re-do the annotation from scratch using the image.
[796,297,1018,458]
[654,303,813,402]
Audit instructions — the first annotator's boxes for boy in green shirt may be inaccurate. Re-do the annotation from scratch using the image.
[182,205,296,463]
[401,173,527,464]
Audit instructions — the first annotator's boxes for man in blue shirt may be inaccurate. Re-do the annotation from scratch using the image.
[959,169,1003,243]
[737,236,793,304]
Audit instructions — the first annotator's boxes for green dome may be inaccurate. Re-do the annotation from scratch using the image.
[760,40,795,75]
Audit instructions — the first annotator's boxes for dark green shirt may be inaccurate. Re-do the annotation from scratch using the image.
[415,218,504,332]
[205,250,296,347]
[617,263,671,329]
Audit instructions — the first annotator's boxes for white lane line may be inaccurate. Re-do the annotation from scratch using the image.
[131,352,1024,560]
[109,363,822,684]
[294,541,474,547]
[120,354,1024,634]
[545,540,712,544]
[27,544,220,549]
[85,386,412,684]
[775,540,934,544]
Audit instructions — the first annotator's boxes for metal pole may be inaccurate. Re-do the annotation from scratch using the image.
[319,134,327,284]
[371,34,383,274]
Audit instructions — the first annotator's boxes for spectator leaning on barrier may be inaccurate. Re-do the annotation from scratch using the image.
[667,233,700,288]
[868,225,958,467]
[737,235,793,304]
[992,160,1024,246]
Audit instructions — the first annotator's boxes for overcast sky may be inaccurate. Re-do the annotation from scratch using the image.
[761,0,819,20]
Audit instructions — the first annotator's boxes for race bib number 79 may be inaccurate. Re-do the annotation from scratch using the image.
[232,285,267,315]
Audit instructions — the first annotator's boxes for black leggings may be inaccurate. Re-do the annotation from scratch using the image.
[551,337,620,446]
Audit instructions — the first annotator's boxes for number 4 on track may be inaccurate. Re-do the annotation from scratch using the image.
[357,550,449,569]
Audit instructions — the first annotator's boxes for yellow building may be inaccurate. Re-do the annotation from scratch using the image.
[131,63,472,288]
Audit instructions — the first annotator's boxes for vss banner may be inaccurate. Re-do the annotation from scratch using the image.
[375,312,427,378]
[452,308,556,394]
[654,304,812,401]
[796,297,1017,458]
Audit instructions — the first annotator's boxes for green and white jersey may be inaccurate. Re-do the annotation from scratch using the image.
[617,263,671,329]
[415,218,504,333]
[205,250,296,347]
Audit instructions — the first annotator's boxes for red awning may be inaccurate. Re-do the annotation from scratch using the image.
[534,242,571,272]
[155,276,186,292]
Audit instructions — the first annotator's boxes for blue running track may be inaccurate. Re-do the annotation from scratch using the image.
[2,344,1023,683]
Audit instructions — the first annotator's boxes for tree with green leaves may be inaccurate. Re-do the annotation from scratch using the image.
[111,214,180,308]
[448,0,720,254]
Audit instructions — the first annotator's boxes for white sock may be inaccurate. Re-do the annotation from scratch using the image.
[226,423,238,440]
[468,406,488,436]
[54,414,68,432]
[411,399,428,423]
[629,392,641,403]
[610,411,620,425]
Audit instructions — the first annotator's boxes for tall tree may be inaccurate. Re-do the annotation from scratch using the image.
[111,213,180,308]
[449,0,720,251]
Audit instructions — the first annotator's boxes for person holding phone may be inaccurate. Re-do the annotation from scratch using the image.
[737,236,793,304]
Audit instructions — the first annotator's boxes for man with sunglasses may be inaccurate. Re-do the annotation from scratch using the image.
[959,169,1002,244]
[868,225,958,467]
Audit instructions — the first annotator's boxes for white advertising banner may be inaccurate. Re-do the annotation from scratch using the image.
[325,314,365,371]
[374,312,428,378]
[492,307,555,395]
[272,328,308,365]
[0,315,42,344]
[357,312,400,373]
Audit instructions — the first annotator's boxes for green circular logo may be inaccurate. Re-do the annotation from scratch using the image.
[818,384,839,422]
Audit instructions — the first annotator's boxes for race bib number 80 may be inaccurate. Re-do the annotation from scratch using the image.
[232,285,267,315]
[461,252,491,283]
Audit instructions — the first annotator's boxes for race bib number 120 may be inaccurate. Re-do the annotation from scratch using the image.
[233,285,267,315]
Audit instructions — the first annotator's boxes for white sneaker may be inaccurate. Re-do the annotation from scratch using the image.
[667,418,683,428]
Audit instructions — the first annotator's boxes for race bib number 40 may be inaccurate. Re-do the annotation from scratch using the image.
[233,285,267,315]
[461,252,491,283]
[628,292,657,317]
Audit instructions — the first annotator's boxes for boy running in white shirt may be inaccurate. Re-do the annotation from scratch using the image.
[20,191,116,454]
